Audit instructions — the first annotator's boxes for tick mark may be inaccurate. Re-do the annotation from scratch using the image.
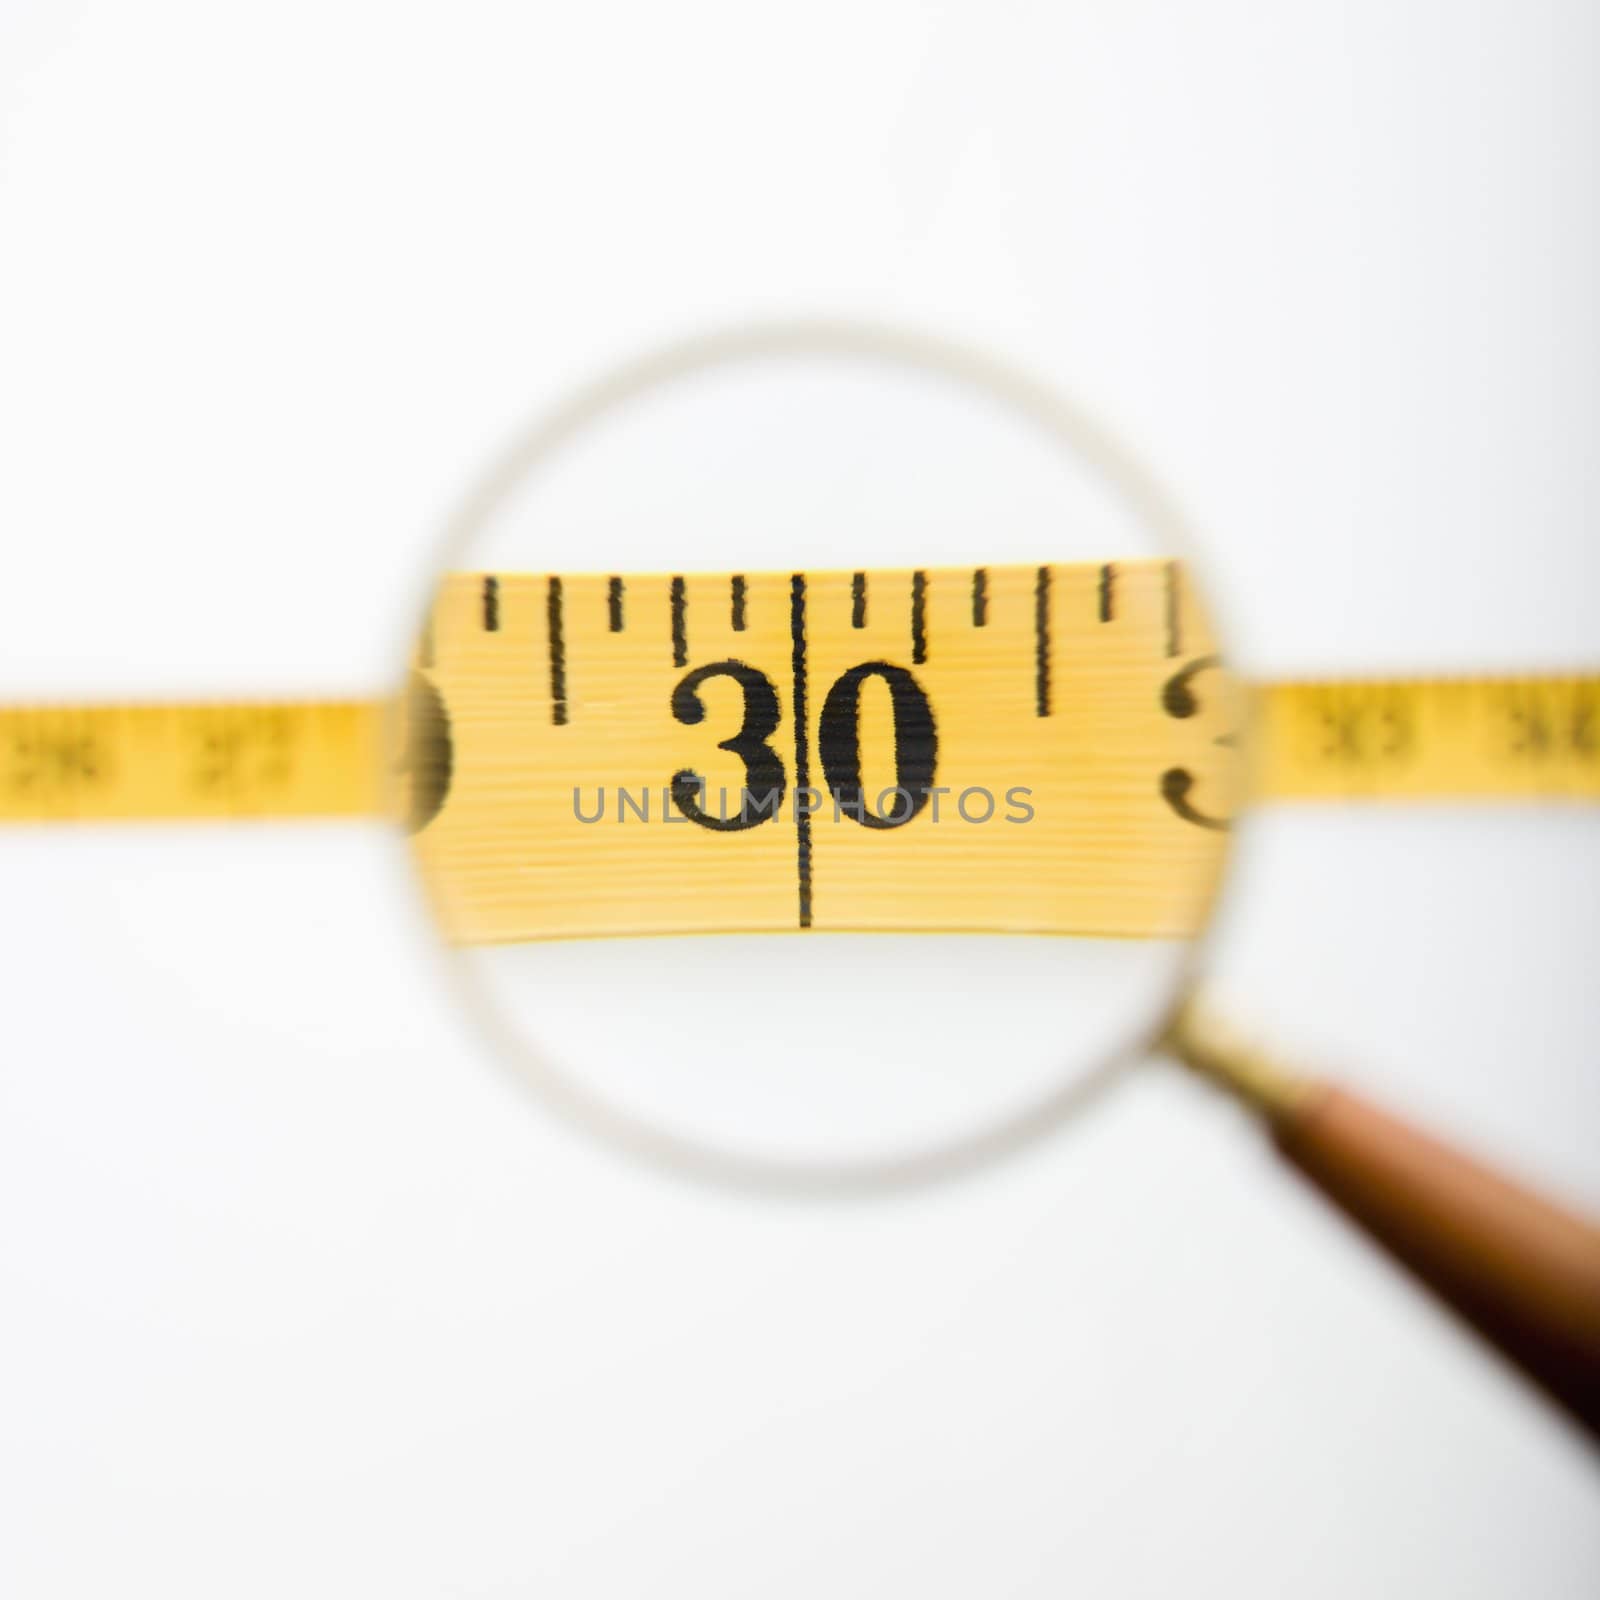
[790,574,813,929]
[731,574,747,632]
[1098,563,1114,623]
[1164,562,1181,657]
[670,576,687,668]
[547,576,568,726]
[607,576,624,633]
[851,571,867,629]
[482,575,500,632]
[972,567,988,626]
[1035,565,1052,717]
[911,570,928,665]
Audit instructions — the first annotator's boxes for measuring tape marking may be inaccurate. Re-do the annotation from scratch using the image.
[408,560,1229,942]
[2,564,1594,948]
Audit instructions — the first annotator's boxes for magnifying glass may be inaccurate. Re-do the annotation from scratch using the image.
[402,322,1599,1433]
[404,321,1232,1187]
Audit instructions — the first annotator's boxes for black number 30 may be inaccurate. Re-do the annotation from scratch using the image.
[669,658,939,831]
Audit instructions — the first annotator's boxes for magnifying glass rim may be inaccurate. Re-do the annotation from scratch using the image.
[405,317,1238,1196]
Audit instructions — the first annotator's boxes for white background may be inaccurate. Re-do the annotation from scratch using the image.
[1,3,1597,1595]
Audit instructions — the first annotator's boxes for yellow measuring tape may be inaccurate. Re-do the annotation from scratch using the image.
[2,562,1594,943]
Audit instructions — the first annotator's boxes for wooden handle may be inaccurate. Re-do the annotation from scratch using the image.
[1275,1084,1600,1438]
[1168,1006,1600,1441]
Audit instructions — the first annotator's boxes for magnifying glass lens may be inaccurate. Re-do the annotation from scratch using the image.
[402,332,1237,1186]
